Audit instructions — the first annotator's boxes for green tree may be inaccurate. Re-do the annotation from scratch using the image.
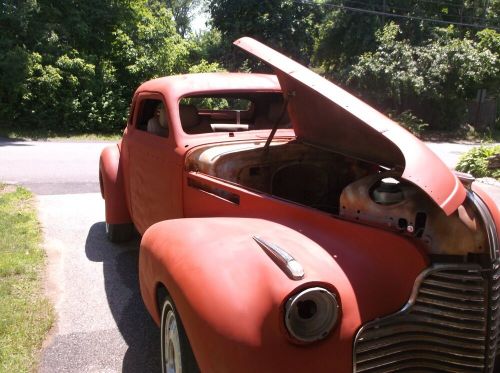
[486,0,500,27]
[313,0,498,77]
[347,23,499,129]
[165,0,202,36]
[0,0,218,132]
[208,0,322,69]
[0,0,39,121]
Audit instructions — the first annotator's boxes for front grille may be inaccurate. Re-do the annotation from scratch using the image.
[354,263,500,372]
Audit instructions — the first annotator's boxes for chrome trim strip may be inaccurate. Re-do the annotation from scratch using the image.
[252,235,305,280]
[352,263,483,373]
[455,171,475,190]
[187,177,240,205]
[468,191,499,261]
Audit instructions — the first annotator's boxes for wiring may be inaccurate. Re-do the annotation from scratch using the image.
[296,0,499,30]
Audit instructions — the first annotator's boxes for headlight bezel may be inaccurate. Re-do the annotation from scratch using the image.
[284,286,340,344]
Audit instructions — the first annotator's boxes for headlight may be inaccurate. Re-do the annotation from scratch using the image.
[285,287,339,343]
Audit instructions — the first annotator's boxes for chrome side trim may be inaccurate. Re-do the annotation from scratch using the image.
[469,191,499,261]
[455,171,475,190]
[252,235,305,280]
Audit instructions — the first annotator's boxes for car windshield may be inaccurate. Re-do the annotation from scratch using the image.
[178,92,290,134]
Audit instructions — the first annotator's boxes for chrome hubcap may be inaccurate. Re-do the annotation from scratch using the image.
[164,309,182,373]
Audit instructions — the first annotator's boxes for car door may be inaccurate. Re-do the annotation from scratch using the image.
[123,92,184,234]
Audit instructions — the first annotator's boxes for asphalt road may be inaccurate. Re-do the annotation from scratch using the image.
[38,195,159,372]
[0,137,497,372]
[0,137,105,194]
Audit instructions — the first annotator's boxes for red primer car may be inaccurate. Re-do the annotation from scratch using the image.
[99,37,500,373]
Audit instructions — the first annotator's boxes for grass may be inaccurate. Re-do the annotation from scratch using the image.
[0,185,53,373]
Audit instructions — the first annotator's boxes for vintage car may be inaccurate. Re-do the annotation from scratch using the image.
[99,37,500,372]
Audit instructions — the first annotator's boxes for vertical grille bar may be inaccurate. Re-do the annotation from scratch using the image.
[485,263,500,371]
[354,263,500,372]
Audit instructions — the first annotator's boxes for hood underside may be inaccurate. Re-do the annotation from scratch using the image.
[233,37,465,215]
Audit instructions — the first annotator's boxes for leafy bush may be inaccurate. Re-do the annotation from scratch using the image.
[456,145,500,179]
[389,110,429,136]
[0,0,222,134]
[347,23,499,131]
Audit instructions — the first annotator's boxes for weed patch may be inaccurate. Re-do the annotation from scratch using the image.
[456,145,500,180]
[0,185,53,373]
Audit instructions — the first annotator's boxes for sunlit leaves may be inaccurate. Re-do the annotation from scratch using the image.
[347,23,499,129]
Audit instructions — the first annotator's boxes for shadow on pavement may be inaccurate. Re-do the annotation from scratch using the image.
[85,222,161,373]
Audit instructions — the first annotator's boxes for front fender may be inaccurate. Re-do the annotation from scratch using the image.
[99,144,131,224]
[139,217,427,373]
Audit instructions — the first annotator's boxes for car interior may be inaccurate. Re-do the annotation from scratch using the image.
[135,99,169,138]
[179,92,291,134]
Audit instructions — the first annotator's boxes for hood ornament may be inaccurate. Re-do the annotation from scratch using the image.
[252,235,305,280]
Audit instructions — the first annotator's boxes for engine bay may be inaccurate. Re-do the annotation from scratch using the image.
[186,140,487,256]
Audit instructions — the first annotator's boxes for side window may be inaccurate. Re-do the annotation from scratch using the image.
[135,98,169,138]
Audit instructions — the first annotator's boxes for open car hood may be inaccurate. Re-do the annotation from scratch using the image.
[234,37,465,215]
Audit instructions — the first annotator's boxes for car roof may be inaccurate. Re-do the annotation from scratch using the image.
[136,73,282,99]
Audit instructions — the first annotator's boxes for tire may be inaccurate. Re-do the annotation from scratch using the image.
[105,222,134,243]
[161,295,199,373]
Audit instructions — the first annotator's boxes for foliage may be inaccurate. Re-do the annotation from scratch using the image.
[0,185,53,373]
[314,0,495,75]
[181,96,251,110]
[187,60,224,74]
[347,23,499,130]
[486,0,500,27]
[207,0,322,68]
[0,0,220,133]
[165,0,202,37]
[1,0,498,135]
[313,1,383,76]
[188,28,225,65]
[456,145,500,179]
[389,110,429,136]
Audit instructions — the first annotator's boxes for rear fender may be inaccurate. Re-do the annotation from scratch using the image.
[99,144,131,224]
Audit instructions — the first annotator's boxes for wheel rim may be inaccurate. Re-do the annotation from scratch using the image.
[164,308,182,373]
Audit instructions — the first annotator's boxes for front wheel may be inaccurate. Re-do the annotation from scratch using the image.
[161,295,199,373]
